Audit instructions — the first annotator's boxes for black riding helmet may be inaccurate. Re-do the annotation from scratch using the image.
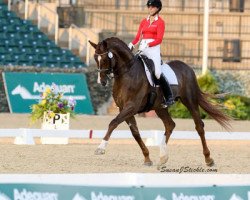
[146,0,162,12]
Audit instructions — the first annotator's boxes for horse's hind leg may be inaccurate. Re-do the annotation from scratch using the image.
[125,116,152,166]
[181,98,214,166]
[155,108,176,168]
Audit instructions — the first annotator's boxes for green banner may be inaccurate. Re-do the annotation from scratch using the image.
[3,72,94,114]
[0,184,249,200]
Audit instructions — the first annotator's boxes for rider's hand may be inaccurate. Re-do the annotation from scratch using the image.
[128,42,134,50]
[139,42,148,51]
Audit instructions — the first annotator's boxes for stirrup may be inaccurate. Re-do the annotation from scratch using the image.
[161,103,168,108]
[161,97,175,108]
[166,98,175,106]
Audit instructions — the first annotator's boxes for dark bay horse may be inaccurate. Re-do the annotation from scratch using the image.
[89,37,231,167]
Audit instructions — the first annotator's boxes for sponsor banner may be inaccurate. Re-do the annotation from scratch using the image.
[0,184,249,200]
[3,72,94,114]
[143,187,250,200]
[0,184,140,200]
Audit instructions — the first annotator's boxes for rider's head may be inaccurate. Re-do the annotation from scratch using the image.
[146,0,162,16]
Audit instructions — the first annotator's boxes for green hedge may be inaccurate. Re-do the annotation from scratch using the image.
[169,71,250,120]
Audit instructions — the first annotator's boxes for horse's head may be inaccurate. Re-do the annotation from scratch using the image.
[89,39,116,86]
[11,84,22,95]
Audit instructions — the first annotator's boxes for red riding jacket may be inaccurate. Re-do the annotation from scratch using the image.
[132,15,165,47]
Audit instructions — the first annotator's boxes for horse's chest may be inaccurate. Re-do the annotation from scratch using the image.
[113,91,123,106]
[113,80,140,107]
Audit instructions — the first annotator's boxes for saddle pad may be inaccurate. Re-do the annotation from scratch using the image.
[142,60,178,86]
[161,63,178,85]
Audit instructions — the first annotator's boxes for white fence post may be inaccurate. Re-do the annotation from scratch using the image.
[68,25,72,50]
[202,0,210,75]
[8,0,11,10]
[24,0,28,20]
[55,14,59,44]
[14,129,35,145]
[37,4,41,29]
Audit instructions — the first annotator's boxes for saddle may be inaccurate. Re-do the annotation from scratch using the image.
[137,54,178,86]
[138,55,160,86]
[137,55,158,113]
[136,54,178,112]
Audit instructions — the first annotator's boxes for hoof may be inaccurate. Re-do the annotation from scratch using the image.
[95,148,105,155]
[157,155,168,170]
[144,161,153,166]
[206,158,214,167]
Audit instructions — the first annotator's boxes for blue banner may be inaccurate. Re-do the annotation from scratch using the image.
[0,184,249,200]
[3,72,94,114]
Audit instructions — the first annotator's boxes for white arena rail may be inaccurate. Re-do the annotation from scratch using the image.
[0,174,250,187]
[0,129,249,145]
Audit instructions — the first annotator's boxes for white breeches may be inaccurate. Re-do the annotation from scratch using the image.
[139,39,162,79]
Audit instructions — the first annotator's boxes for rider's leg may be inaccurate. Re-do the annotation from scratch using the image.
[142,42,174,107]
[159,74,175,106]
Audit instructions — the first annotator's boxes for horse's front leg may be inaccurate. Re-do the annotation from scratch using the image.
[95,103,136,155]
[125,116,152,166]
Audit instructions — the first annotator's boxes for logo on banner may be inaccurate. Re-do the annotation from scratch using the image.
[0,192,11,200]
[172,193,215,200]
[72,193,87,200]
[13,189,58,200]
[91,192,135,200]
[11,84,86,100]
[154,195,167,200]
[229,193,244,200]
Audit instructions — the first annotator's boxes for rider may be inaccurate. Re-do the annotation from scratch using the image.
[128,0,174,107]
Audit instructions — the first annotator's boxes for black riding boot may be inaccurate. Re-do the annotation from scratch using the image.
[159,73,175,107]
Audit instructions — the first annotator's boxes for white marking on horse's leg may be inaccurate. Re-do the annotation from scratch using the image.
[159,135,167,157]
[98,139,108,150]
[157,135,168,169]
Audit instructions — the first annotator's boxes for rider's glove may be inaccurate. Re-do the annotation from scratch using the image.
[128,42,134,50]
[139,42,148,51]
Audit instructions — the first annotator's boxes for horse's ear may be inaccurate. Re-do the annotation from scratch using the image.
[89,40,97,49]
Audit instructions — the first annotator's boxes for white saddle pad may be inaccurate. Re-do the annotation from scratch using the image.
[142,60,178,86]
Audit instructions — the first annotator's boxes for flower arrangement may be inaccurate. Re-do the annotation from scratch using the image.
[30,83,76,122]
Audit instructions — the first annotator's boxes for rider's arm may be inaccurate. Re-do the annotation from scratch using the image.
[132,19,146,45]
[148,19,165,47]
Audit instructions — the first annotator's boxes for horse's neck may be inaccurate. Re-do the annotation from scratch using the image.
[114,57,133,75]
[18,87,31,97]
[112,58,147,104]
[114,58,145,84]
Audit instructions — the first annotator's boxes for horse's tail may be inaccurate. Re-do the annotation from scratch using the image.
[198,90,232,131]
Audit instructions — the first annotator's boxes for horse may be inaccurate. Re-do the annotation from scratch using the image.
[89,37,231,168]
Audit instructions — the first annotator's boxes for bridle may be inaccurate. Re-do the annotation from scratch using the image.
[94,48,135,83]
[94,51,115,81]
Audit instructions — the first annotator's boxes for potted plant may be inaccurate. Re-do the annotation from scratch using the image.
[30,83,76,144]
